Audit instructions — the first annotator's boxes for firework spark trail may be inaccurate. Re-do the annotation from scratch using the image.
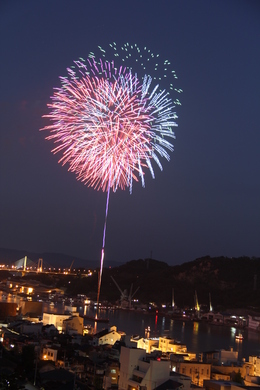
[41,43,182,307]
[97,169,111,305]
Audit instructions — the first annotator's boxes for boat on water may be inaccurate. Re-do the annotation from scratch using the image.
[235,333,243,341]
[84,315,109,323]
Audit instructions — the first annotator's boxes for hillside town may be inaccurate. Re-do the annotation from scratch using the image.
[0,274,260,390]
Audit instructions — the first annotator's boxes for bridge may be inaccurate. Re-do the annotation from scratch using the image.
[13,256,43,272]
[0,256,81,276]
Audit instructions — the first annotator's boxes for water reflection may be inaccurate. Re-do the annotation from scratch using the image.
[190,321,199,352]
[1,292,21,304]
[1,294,259,360]
[154,314,158,332]
[193,321,199,334]
[161,317,165,334]
[230,326,236,339]
[145,326,150,338]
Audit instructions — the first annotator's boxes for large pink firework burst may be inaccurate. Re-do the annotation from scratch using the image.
[42,49,179,305]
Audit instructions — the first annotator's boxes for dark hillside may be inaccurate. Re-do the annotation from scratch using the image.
[100,256,260,310]
[0,251,259,311]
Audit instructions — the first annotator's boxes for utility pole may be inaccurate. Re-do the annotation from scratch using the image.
[34,347,39,386]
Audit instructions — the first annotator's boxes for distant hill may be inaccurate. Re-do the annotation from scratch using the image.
[98,256,260,310]
[0,249,259,311]
[97,256,260,311]
[0,248,123,269]
[46,255,260,311]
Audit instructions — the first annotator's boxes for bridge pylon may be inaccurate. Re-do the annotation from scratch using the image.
[37,258,43,273]
[23,256,27,272]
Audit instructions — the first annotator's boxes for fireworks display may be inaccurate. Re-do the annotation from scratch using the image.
[42,42,182,305]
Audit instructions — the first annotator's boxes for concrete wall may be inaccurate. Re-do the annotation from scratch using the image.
[0,302,17,318]
[20,301,43,316]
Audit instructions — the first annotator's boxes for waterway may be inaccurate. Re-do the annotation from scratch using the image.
[1,292,260,360]
[95,308,260,360]
[77,305,260,360]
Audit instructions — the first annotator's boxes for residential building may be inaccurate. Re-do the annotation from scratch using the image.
[202,350,220,365]
[42,345,59,362]
[154,379,184,390]
[170,352,197,362]
[219,348,238,365]
[20,321,43,335]
[158,337,187,354]
[128,336,188,355]
[211,370,230,381]
[103,361,120,389]
[172,361,211,387]
[131,337,159,353]
[119,346,172,390]
[248,315,260,331]
[63,315,84,335]
[203,348,238,366]
[169,371,192,390]
[204,380,244,390]
[211,361,254,380]
[249,355,260,376]
[93,326,125,346]
[42,312,80,333]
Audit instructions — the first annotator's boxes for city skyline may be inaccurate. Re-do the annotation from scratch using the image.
[0,1,260,266]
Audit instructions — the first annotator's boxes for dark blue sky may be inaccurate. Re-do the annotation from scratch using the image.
[0,0,259,266]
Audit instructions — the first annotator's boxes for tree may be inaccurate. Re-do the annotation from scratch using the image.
[233,370,244,384]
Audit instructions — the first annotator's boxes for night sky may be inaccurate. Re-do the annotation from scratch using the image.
[1,1,260,266]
